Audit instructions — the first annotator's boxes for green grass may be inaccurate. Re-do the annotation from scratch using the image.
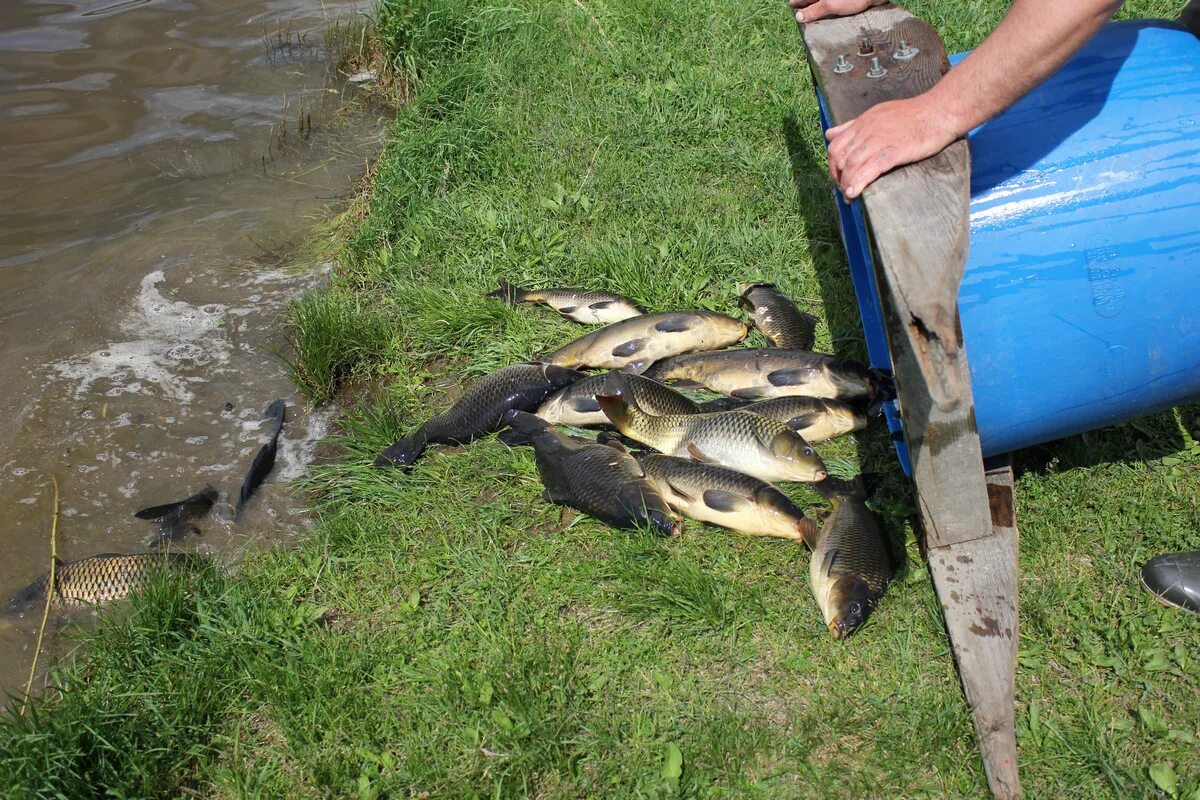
[3,0,1199,798]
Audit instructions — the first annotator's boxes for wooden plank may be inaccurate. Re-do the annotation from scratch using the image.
[927,462,1021,799]
[801,5,989,550]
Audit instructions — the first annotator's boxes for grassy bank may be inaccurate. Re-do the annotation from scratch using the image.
[4,0,1199,797]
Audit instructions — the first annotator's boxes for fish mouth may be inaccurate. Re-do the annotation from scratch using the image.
[828,619,847,639]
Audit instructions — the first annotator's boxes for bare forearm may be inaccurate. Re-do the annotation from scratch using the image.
[930,0,1125,136]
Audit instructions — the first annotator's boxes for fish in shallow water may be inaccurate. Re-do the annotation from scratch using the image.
[537,372,701,427]
[809,476,895,639]
[135,485,219,544]
[375,363,586,468]
[499,410,678,536]
[738,283,819,351]
[647,348,884,401]
[236,399,286,518]
[487,280,645,324]
[638,454,817,542]
[595,389,827,484]
[545,311,748,374]
[4,553,201,613]
[720,395,867,443]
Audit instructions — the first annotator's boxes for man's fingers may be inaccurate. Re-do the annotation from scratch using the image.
[841,149,900,199]
[794,1,835,22]
[825,120,851,140]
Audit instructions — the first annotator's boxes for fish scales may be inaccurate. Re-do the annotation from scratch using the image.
[639,454,816,542]
[647,348,877,401]
[4,553,199,612]
[546,311,748,374]
[501,411,676,535]
[739,283,819,351]
[488,281,645,324]
[731,396,866,443]
[537,372,700,427]
[375,363,585,468]
[810,482,894,639]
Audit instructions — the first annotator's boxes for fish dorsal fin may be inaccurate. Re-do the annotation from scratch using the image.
[611,338,649,358]
[686,443,717,463]
[654,317,693,333]
[702,489,750,514]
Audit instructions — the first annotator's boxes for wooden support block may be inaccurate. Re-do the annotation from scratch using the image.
[927,461,1021,799]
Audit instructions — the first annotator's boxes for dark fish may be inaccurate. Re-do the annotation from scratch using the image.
[595,389,827,484]
[722,395,867,443]
[236,399,286,518]
[545,311,748,374]
[738,282,819,350]
[488,280,645,324]
[4,553,201,613]
[375,363,586,468]
[647,348,884,401]
[135,485,219,544]
[537,371,701,427]
[639,454,817,542]
[809,476,894,639]
[500,410,678,536]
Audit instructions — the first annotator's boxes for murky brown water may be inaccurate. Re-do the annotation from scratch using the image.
[0,0,382,700]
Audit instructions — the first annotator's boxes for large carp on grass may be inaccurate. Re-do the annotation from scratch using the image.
[738,282,819,351]
[537,372,701,427]
[647,348,885,401]
[545,311,748,374]
[488,280,645,325]
[375,362,586,468]
[500,410,678,536]
[595,391,827,484]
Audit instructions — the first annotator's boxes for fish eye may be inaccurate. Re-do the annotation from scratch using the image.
[804,447,814,457]
[849,601,862,616]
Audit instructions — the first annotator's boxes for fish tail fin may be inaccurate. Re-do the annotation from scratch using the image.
[812,473,878,501]
[595,393,635,433]
[497,409,548,447]
[486,280,526,305]
[868,368,895,402]
[264,399,286,423]
[135,499,185,521]
[796,516,820,549]
[373,430,428,469]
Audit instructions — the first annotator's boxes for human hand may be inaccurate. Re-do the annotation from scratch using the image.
[825,93,962,199]
[787,0,887,24]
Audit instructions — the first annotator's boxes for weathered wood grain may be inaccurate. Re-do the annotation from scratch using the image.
[802,4,987,550]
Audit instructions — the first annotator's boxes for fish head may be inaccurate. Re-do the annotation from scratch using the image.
[767,431,828,482]
[543,364,590,388]
[697,312,751,345]
[620,484,680,537]
[826,360,875,398]
[827,576,876,639]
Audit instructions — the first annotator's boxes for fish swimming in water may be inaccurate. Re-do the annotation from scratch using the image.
[499,410,678,536]
[809,476,895,639]
[488,280,645,325]
[647,348,884,401]
[236,399,286,518]
[537,372,701,427]
[375,363,586,468]
[135,485,219,544]
[595,389,827,484]
[738,282,819,351]
[719,395,867,443]
[638,454,817,542]
[545,311,748,374]
[4,553,202,613]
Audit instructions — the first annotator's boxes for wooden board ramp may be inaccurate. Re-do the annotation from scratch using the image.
[796,7,1021,799]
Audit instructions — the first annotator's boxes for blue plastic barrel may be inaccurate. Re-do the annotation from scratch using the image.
[821,21,1200,470]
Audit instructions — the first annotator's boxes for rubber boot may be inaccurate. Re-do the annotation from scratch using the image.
[1140,551,1200,617]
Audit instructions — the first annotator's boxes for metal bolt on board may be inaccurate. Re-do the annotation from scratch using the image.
[867,57,887,79]
[833,54,854,74]
[894,39,919,60]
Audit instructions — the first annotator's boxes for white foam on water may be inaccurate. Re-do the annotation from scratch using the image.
[276,405,333,482]
[52,270,232,402]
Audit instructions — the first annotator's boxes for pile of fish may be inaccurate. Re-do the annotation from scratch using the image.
[375,281,897,639]
[3,400,289,614]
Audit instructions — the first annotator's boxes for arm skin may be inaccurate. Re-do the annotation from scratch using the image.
[789,0,1126,198]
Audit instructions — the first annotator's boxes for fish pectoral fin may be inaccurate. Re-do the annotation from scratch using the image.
[730,386,771,400]
[654,317,694,333]
[611,338,649,358]
[701,489,750,514]
[820,547,839,578]
[588,300,615,310]
[786,412,822,433]
[685,443,718,464]
[569,396,602,413]
[766,367,817,387]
